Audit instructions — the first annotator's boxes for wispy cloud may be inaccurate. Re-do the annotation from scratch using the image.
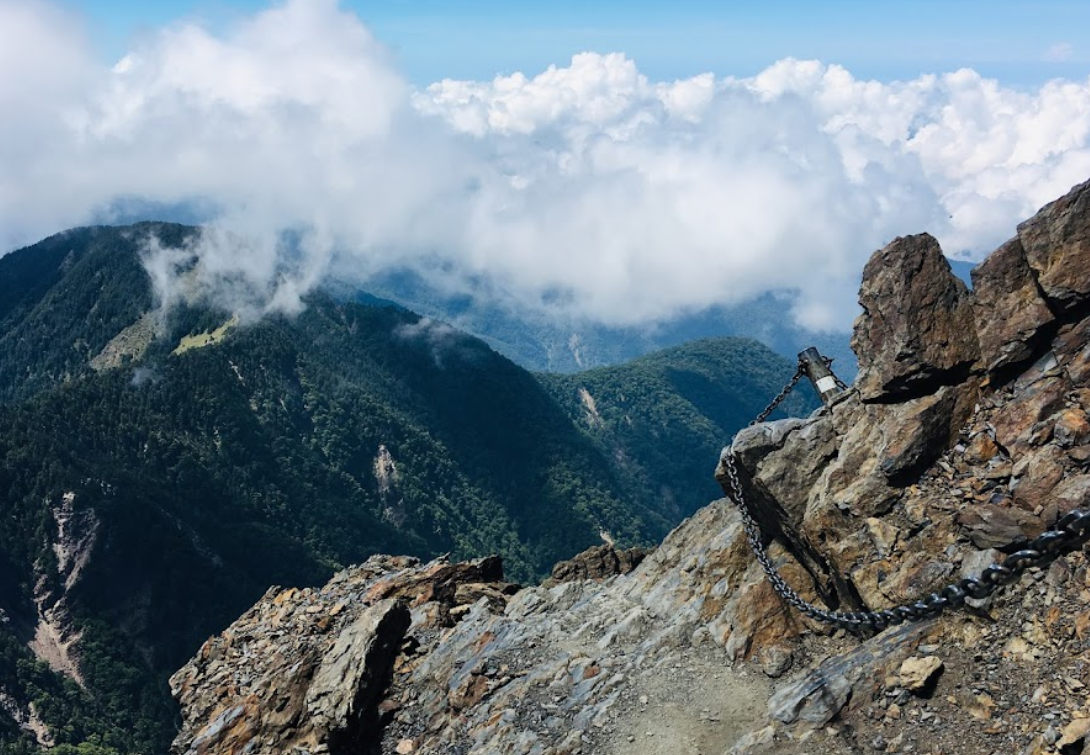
[3,0,1090,332]
[1043,42,1075,62]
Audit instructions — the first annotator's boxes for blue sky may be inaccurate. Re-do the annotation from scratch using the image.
[63,0,1090,85]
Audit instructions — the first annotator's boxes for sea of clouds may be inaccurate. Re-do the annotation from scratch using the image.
[2,0,1089,330]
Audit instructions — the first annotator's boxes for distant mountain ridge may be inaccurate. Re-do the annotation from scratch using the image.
[0,223,816,753]
[359,267,861,378]
[357,257,979,379]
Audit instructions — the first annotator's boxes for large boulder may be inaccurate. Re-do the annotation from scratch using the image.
[1017,177,1090,311]
[851,233,980,402]
[971,237,1056,375]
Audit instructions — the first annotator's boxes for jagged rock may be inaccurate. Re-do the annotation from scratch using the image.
[1056,717,1090,752]
[170,556,512,755]
[957,502,1043,549]
[758,645,794,678]
[543,544,652,587]
[1017,177,1090,311]
[731,418,812,472]
[878,384,976,483]
[1055,407,1090,447]
[898,655,943,692]
[964,431,1000,465]
[851,233,979,402]
[306,599,411,747]
[768,621,934,727]
[875,551,955,606]
[993,375,1070,454]
[971,237,1056,374]
[1013,446,1066,511]
[1049,474,1090,517]
[1057,318,1090,385]
[745,416,838,526]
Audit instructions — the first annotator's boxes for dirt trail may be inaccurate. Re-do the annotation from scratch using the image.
[602,645,770,755]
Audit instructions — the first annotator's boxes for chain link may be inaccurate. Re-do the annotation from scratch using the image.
[724,357,1090,635]
[750,365,806,426]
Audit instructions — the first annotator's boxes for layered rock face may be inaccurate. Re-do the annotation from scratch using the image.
[172,178,1090,755]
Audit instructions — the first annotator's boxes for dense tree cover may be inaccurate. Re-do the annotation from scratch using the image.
[0,226,811,753]
[0,223,195,405]
[539,338,818,522]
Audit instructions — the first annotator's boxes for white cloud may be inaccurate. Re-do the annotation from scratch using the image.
[3,1,1090,333]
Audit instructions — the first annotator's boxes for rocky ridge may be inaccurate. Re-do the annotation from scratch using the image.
[171,177,1090,755]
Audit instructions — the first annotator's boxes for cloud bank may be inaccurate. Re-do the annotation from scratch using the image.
[3,0,1090,331]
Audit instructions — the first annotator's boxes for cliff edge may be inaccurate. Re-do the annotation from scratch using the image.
[171,177,1090,755]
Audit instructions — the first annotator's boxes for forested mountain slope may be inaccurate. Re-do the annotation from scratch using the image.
[0,225,810,753]
[539,338,817,523]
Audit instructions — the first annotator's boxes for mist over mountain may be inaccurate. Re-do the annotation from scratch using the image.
[0,223,815,753]
[2,0,1085,346]
[359,266,859,377]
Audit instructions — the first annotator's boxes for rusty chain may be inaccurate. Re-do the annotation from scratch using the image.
[723,357,1090,635]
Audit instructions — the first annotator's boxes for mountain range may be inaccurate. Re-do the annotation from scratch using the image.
[0,223,815,754]
[355,258,975,379]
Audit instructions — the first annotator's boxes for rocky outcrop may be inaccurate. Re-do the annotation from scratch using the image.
[971,237,1055,375]
[851,233,979,402]
[543,544,652,586]
[172,178,1090,755]
[1018,177,1090,311]
[170,556,510,754]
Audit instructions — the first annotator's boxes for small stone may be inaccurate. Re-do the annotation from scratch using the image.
[1004,636,1032,659]
[897,656,943,693]
[967,693,996,720]
[395,739,416,754]
[759,645,793,678]
[1058,718,1090,751]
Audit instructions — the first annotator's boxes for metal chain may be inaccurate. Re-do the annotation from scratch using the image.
[750,365,806,426]
[725,358,1090,635]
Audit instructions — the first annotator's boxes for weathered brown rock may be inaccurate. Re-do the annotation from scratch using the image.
[993,375,1069,454]
[306,599,411,748]
[169,556,513,755]
[1012,446,1066,510]
[898,655,943,692]
[878,384,976,482]
[172,596,410,755]
[1017,177,1090,311]
[1056,318,1090,385]
[1057,717,1090,752]
[768,621,934,727]
[971,236,1056,374]
[956,502,1044,549]
[851,233,979,402]
[544,544,652,586]
[742,416,838,526]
